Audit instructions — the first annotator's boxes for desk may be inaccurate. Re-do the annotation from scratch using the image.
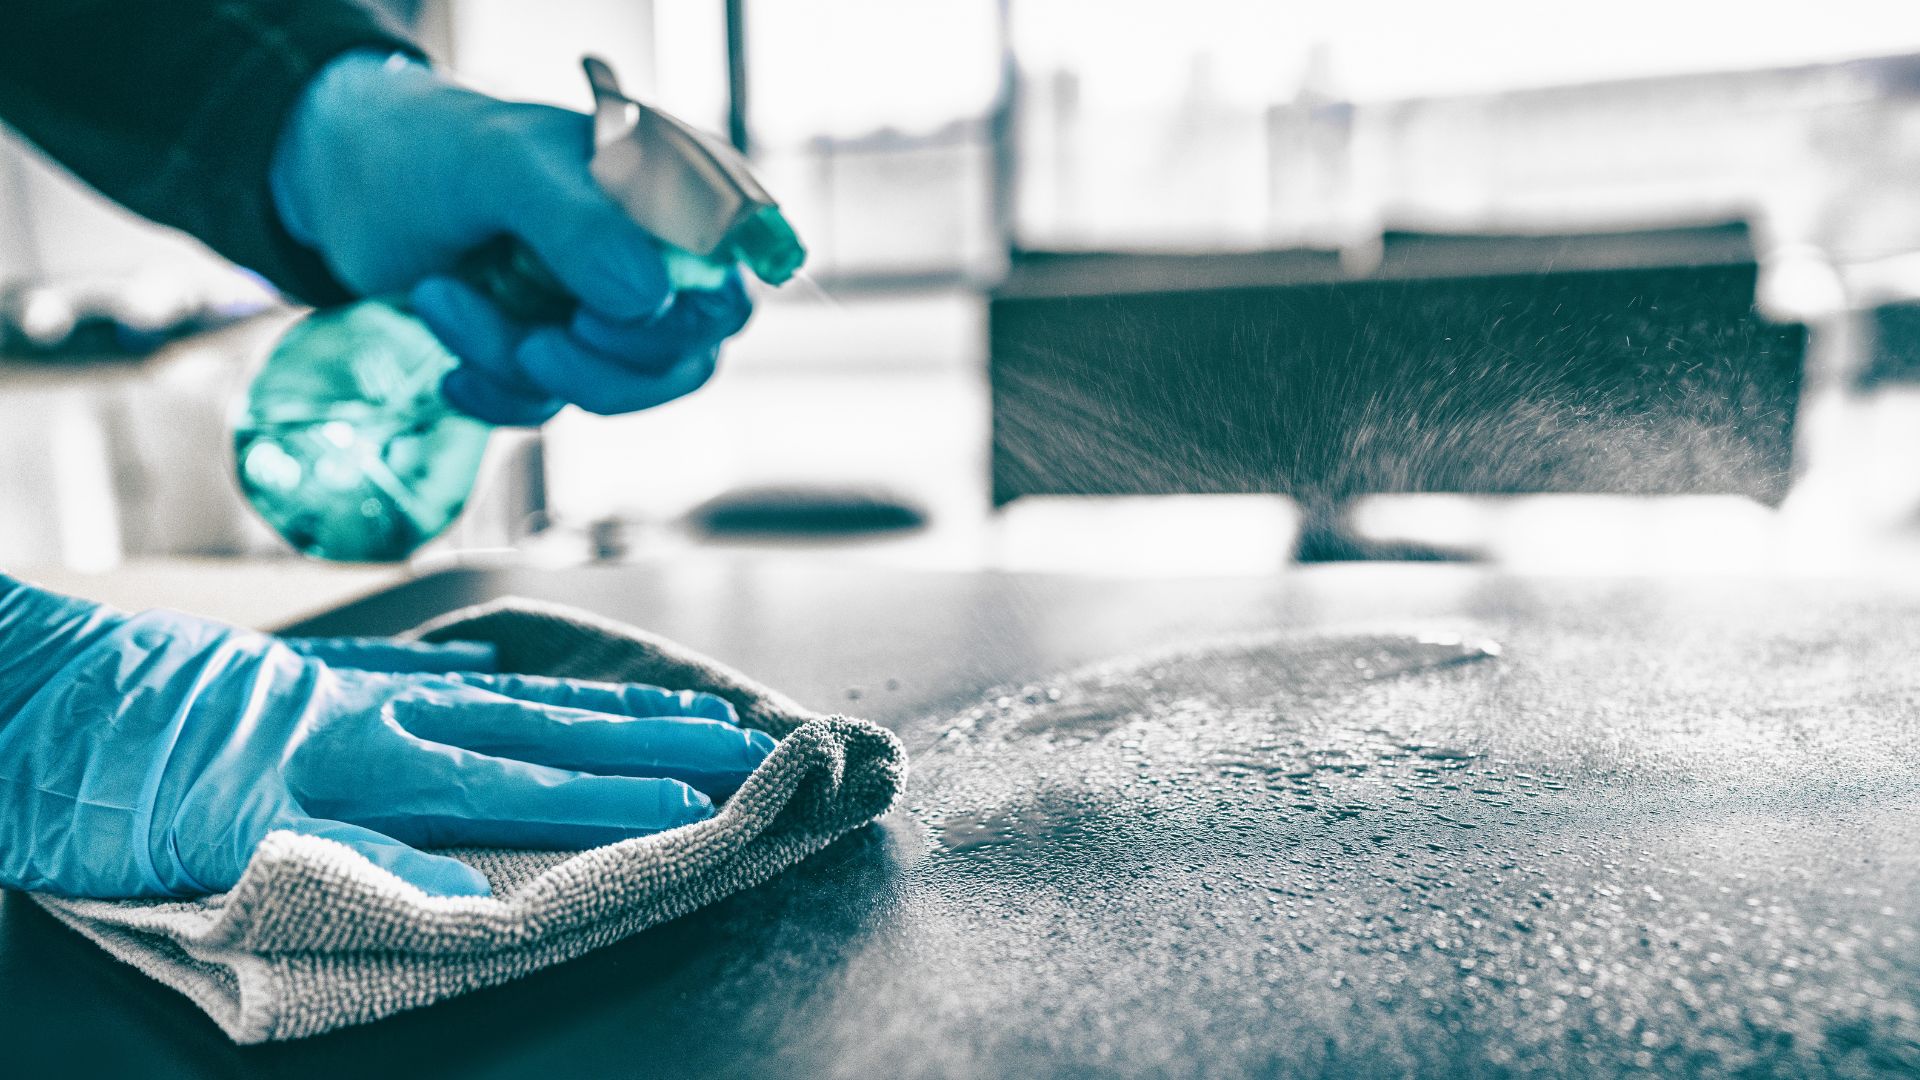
[4,559,1917,1077]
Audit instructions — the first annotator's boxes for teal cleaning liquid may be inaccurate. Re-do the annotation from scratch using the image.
[234,297,490,564]
[234,224,801,563]
[234,57,806,563]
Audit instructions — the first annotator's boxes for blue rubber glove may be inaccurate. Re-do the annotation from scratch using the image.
[281,635,500,675]
[0,577,775,899]
[269,51,753,426]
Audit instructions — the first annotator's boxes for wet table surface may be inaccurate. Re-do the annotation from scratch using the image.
[4,558,1919,1078]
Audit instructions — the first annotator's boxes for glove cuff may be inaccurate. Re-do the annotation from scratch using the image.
[270,50,436,272]
[192,13,424,305]
[0,578,128,735]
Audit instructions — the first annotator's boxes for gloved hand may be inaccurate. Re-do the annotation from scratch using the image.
[0,577,774,899]
[280,634,500,674]
[269,51,753,426]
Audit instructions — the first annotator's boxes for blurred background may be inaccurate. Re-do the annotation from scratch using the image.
[8,0,1920,620]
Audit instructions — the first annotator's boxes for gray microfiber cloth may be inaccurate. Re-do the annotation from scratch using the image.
[29,598,908,1044]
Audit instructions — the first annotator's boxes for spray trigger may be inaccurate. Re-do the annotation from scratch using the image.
[580,56,804,287]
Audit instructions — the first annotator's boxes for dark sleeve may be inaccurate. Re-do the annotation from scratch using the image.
[0,1,423,304]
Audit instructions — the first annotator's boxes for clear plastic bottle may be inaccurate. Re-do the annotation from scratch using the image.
[232,54,805,563]
[233,297,490,563]
[234,203,803,563]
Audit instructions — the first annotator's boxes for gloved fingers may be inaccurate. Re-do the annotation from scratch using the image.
[516,333,720,416]
[289,818,493,898]
[344,725,717,848]
[670,273,755,344]
[411,273,523,370]
[498,120,674,323]
[510,285,745,419]
[569,275,754,360]
[399,696,773,796]
[523,207,673,323]
[444,672,741,724]
[281,637,500,675]
[410,275,564,426]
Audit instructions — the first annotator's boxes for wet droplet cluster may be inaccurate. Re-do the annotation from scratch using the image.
[740,622,1920,1078]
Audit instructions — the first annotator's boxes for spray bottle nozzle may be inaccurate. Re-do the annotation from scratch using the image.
[727,205,805,286]
[581,56,806,287]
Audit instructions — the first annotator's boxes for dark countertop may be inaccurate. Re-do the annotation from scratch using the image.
[5,558,1918,1077]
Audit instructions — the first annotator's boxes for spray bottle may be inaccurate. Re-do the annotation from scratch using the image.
[233,57,804,562]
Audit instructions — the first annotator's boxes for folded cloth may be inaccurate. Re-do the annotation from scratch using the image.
[31,598,908,1044]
